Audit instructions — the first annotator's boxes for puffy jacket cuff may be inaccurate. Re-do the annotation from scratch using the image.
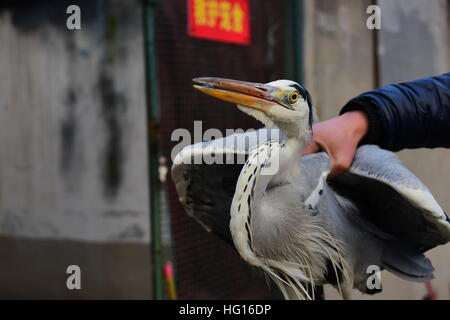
[339,97,383,146]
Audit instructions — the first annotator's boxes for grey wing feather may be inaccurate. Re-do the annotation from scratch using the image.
[171,128,284,243]
[382,240,434,282]
[331,145,450,282]
[333,145,450,250]
[298,146,448,282]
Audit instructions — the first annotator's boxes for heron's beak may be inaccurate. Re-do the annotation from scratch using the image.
[193,77,280,113]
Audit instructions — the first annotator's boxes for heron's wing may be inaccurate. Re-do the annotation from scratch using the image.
[299,147,449,283]
[327,145,450,282]
[331,145,450,251]
[171,128,283,244]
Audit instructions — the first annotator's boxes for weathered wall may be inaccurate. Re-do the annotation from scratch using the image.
[2,0,449,300]
[376,0,450,300]
[303,0,376,120]
[304,0,450,299]
[0,1,151,298]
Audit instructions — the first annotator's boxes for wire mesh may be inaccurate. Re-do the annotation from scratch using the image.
[155,0,288,299]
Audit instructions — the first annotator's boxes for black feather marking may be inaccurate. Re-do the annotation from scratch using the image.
[324,259,342,286]
[291,83,313,129]
[245,221,252,247]
[246,193,253,248]
[250,177,256,200]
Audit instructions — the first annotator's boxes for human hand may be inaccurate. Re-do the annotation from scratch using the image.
[303,111,369,179]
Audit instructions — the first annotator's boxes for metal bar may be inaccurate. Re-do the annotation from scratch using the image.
[283,0,304,83]
[371,0,380,87]
[289,0,304,84]
[143,0,163,300]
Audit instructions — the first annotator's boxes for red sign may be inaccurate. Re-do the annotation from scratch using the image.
[187,0,251,45]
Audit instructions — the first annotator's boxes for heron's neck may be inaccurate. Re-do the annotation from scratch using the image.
[270,130,310,186]
[229,127,310,269]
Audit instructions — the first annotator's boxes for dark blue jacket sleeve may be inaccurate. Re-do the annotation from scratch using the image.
[340,73,450,151]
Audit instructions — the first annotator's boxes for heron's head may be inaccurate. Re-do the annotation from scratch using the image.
[193,77,314,139]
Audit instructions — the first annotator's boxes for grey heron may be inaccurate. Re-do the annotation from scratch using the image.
[172,77,450,299]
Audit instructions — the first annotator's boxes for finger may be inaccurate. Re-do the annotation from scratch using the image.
[328,151,354,180]
[328,161,349,180]
[303,141,321,156]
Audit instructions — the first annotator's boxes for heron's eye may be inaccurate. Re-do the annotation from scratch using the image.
[289,91,299,103]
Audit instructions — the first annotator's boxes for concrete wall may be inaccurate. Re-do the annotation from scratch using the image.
[0,0,151,299]
[304,0,450,299]
[303,0,376,120]
[377,0,450,300]
[2,0,449,300]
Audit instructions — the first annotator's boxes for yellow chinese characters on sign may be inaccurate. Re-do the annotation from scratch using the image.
[188,0,251,45]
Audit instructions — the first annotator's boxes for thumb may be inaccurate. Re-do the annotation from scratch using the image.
[328,147,356,179]
[303,141,321,156]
